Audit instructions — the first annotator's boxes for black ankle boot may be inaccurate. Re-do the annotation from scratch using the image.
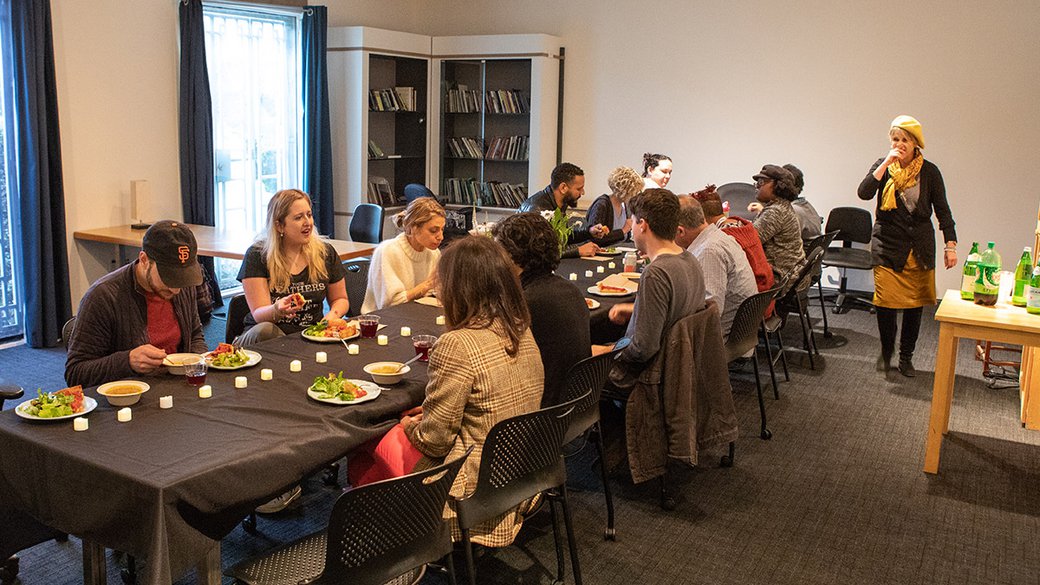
[876,352,892,372]
[898,357,916,377]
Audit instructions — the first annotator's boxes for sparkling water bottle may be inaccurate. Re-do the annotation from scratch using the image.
[1012,247,1033,306]
[960,242,980,300]
[973,241,1001,306]
[1027,265,1040,315]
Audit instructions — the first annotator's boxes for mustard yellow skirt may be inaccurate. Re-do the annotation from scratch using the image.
[873,251,936,309]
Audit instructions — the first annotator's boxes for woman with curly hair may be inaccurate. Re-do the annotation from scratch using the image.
[586,166,642,246]
[642,152,673,189]
[494,212,591,406]
[750,164,806,285]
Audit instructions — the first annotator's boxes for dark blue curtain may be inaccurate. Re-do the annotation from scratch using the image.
[3,0,72,348]
[178,0,221,309]
[302,6,335,237]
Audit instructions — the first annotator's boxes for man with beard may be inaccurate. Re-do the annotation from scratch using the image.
[519,162,608,257]
[66,220,207,387]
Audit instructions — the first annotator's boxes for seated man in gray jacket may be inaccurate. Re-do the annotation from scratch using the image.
[593,188,706,386]
[66,220,208,387]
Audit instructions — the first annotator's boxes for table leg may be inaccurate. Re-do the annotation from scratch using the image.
[924,322,958,474]
[82,539,106,585]
[196,543,221,585]
[1023,346,1040,430]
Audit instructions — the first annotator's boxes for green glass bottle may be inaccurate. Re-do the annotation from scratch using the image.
[1028,265,1040,315]
[960,242,980,300]
[974,241,1001,306]
[1012,247,1033,306]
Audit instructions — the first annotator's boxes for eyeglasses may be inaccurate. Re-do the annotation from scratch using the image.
[754,177,773,187]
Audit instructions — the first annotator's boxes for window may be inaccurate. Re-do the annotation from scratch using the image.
[204,4,302,288]
[0,22,21,340]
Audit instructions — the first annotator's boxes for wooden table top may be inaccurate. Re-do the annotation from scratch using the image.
[73,224,376,261]
[935,289,1040,336]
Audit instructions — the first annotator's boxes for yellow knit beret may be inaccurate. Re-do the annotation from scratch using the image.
[890,115,925,149]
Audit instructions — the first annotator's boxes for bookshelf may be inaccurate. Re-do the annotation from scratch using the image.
[327,27,431,237]
[432,35,562,215]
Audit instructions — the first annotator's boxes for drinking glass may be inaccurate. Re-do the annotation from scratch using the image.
[184,357,208,387]
[358,314,381,338]
[411,335,437,362]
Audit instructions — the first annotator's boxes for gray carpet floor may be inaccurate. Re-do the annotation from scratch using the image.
[1,302,1038,585]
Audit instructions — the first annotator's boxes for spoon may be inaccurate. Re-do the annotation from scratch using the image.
[391,353,424,373]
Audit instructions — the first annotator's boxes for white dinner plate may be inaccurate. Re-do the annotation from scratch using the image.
[587,285,635,297]
[618,272,642,280]
[301,321,361,343]
[585,298,601,310]
[598,248,624,256]
[203,349,262,370]
[16,396,98,421]
[307,379,381,405]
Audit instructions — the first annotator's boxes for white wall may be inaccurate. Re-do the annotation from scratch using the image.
[52,0,424,304]
[419,0,1040,293]
[52,0,1040,303]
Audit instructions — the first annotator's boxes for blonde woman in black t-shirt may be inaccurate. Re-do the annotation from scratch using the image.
[237,189,347,344]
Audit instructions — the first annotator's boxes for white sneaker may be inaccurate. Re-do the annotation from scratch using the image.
[255,485,302,514]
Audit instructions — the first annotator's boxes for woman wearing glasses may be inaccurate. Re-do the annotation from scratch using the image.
[858,115,957,377]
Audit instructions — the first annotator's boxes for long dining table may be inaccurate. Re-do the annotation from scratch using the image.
[0,253,640,585]
[0,300,444,585]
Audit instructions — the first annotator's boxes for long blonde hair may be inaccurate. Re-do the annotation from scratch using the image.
[261,189,329,292]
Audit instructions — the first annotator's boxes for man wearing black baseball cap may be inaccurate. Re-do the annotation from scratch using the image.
[66,220,208,387]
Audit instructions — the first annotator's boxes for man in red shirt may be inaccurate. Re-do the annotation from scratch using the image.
[66,221,208,387]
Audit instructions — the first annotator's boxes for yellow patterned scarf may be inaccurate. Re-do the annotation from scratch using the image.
[881,153,923,211]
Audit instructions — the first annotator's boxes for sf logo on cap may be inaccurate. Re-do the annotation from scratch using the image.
[178,246,190,264]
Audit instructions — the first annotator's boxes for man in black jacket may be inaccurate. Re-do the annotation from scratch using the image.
[519,162,607,257]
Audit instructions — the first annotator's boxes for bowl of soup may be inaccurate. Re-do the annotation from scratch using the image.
[363,362,409,385]
[96,380,150,406]
[163,353,202,375]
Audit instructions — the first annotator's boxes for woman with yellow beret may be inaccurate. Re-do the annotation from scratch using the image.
[858,115,957,377]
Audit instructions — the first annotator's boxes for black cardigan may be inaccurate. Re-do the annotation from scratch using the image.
[857,158,957,271]
[521,271,591,407]
[585,193,627,246]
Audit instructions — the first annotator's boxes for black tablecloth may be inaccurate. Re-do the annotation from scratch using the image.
[0,301,443,584]
[556,255,635,344]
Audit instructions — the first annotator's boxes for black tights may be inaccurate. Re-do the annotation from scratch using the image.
[876,306,923,361]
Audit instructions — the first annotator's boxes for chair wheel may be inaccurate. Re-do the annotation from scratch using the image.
[659,494,677,511]
[604,528,616,541]
[760,429,773,440]
[0,555,19,584]
[720,455,733,467]
[242,514,258,534]
[322,463,340,487]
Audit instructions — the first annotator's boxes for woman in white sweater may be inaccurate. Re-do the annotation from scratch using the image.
[361,197,445,313]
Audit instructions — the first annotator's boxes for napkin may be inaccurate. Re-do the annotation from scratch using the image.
[415,296,443,307]
[596,273,638,292]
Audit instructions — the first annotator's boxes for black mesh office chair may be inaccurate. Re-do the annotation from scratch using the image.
[726,285,784,440]
[227,450,470,585]
[349,203,385,244]
[776,247,826,370]
[455,395,586,585]
[559,338,629,541]
[808,230,840,338]
[717,182,758,220]
[821,207,873,314]
[343,259,370,319]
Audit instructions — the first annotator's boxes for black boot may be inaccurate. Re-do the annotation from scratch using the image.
[876,308,897,372]
[898,356,916,377]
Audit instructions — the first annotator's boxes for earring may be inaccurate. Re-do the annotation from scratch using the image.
[279,232,284,237]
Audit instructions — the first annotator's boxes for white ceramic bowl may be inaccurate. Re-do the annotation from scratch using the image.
[363,362,410,385]
[164,353,202,375]
[96,380,150,407]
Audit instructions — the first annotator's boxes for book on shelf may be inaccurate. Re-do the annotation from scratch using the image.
[444,85,483,113]
[369,87,417,112]
[368,139,385,159]
[484,89,529,114]
[442,177,527,208]
[367,175,398,207]
[446,136,485,159]
[484,136,529,161]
